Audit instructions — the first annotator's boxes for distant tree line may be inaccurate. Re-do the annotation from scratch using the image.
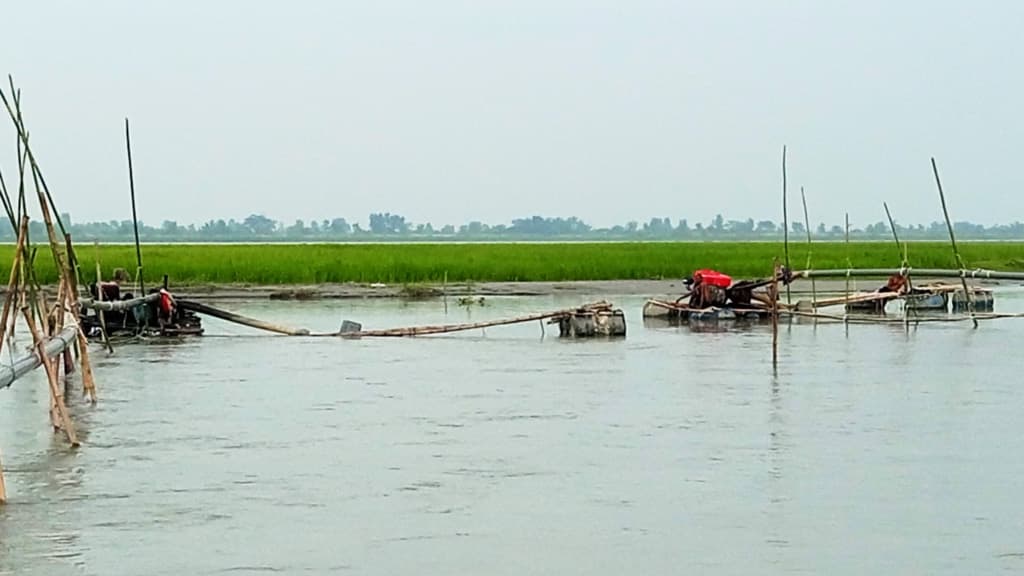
[5,212,1023,242]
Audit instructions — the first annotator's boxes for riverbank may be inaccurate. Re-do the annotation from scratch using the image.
[4,242,1023,286]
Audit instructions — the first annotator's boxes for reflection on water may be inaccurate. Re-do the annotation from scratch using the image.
[2,290,1024,575]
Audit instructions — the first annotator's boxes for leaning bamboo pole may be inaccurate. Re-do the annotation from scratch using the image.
[800,187,817,311]
[931,157,977,328]
[177,299,310,336]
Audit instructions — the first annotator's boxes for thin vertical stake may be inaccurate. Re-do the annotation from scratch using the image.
[125,118,144,296]
[781,146,791,304]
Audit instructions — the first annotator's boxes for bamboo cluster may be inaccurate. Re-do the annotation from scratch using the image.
[0,77,100,504]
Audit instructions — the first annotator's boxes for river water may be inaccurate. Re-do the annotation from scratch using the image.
[1,290,1023,575]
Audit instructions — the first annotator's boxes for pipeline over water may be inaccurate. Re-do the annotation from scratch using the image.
[78,293,160,312]
[796,268,1024,281]
[0,325,78,389]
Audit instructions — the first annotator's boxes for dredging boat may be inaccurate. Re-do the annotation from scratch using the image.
[79,273,203,338]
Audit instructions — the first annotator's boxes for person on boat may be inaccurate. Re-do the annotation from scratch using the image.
[155,288,177,330]
[877,273,908,294]
[90,267,132,302]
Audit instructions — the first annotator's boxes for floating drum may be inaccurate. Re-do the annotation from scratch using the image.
[952,288,994,312]
[557,309,627,338]
[905,291,949,312]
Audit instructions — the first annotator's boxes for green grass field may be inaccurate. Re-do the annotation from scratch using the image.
[4,242,1023,285]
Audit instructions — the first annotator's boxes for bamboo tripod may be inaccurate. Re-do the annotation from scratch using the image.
[0,77,100,504]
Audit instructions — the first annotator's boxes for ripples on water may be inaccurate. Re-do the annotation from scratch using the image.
[2,291,1024,575]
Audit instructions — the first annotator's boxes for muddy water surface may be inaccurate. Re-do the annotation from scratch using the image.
[2,291,1024,575]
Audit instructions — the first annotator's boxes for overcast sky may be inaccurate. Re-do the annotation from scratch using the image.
[2,1,1021,229]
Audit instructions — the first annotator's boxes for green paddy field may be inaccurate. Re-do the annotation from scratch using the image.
[5,242,1023,286]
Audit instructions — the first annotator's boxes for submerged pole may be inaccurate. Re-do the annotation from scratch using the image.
[0,446,6,504]
[125,118,144,296]
[770,256,778,366]
[931,157,977,328]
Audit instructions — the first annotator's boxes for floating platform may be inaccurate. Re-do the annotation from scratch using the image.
[842,284,994,315]
[952,287,994,312]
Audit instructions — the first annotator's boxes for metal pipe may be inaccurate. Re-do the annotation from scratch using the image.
[0,325,77,389]
[78,292,160,312]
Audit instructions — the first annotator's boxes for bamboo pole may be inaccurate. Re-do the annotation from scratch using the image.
[94,254,114,353]
[0,216,28,357]
[771,259,780,369]
[0,446,6,504]
[931,157,977,328]
[76,326,97,403]
[804,291,901,309]
[125,118,144,296]
[21,300,78,446]
[178,299,310,336]
[781,146,791,305]
[844,213,851,324]
[884,202,918,325]
[800,187,816,310]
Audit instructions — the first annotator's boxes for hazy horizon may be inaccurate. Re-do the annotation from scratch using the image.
[2,1,1022,228]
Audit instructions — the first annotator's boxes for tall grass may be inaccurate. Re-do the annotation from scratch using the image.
[3,242,1023,285]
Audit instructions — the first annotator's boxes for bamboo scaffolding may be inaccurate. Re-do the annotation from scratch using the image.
[21,302,78,445]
